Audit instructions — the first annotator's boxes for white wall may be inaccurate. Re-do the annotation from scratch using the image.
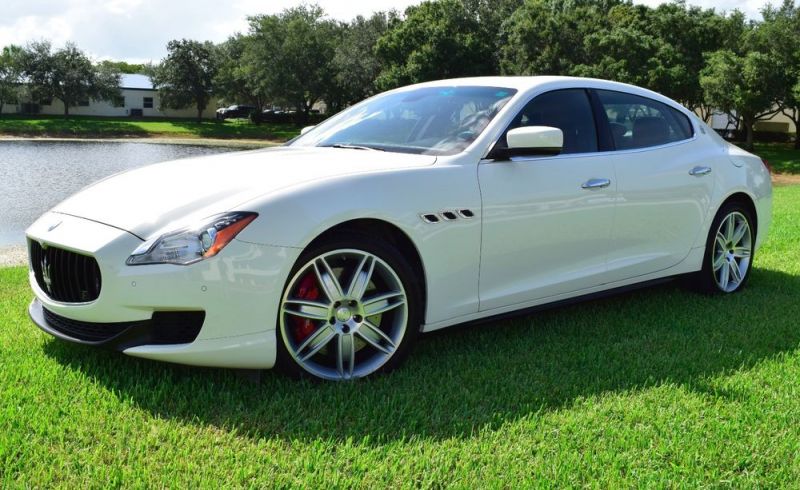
[0,103,17,115]
[0,88,216,119]
[708,108,796,135]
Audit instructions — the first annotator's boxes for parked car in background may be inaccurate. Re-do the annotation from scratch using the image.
[254,109,325,125]
[216,105,256,120]
[26,76,771,381]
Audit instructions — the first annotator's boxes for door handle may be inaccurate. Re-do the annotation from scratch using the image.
[581,178,611,190]
[689,166,712,176]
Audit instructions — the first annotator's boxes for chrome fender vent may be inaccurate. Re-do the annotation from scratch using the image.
[420,209,476,224]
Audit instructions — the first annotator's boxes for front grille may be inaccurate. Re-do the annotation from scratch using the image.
[29,241,102,303]
[43,307,145,342]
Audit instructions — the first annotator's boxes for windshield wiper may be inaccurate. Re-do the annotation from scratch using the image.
[324,143,385,152]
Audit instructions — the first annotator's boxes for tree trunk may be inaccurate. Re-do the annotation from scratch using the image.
[294,102,305,126]
[196,104,203,122]
[63,103,70,118]
[744,119,755,151]
[795,123,800,150]
[0,101,4,117]
[699,105,712,123]
[791,111,800,150]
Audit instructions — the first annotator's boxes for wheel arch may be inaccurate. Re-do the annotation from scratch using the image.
[303,218,428,322]
[716,191,758,236]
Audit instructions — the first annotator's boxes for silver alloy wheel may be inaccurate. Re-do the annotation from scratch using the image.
[279,249,409,380]
[712,211,753,292]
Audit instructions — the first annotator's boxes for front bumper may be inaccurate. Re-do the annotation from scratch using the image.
[29,299,205,350]
[26,212,301,369]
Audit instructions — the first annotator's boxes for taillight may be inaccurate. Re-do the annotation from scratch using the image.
[762,158,772,174]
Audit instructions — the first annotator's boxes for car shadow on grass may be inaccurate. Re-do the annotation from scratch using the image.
[42,267,800,443]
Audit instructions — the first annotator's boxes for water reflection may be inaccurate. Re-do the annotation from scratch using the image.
[0,140,237,246]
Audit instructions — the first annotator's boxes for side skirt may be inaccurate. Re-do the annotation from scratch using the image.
[428,275,681,334]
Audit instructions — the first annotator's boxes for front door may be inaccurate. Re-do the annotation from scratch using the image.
[478,89,616,310]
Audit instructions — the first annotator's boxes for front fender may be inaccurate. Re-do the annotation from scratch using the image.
[235,164,483,325]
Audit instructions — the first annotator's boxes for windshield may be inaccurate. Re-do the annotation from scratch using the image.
[290,86,517,156]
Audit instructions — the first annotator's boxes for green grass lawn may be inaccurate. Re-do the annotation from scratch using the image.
[751,143,800,174]
[0,114,300,141]
[1,191,799,485]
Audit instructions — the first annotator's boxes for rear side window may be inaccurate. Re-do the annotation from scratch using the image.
[502,89,598,154]
[596,90,693,150]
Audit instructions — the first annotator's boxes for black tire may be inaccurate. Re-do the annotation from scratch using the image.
[275,231,422,380]
[692,201,756,294]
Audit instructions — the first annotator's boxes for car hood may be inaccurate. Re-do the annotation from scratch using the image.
[52,146,436,239]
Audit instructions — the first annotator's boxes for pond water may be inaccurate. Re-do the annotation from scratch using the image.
[0,141,238,247]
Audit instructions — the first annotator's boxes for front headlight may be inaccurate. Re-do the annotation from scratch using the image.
[126,212,258,266]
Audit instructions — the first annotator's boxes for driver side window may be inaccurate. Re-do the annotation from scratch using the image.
[502,89,598,155]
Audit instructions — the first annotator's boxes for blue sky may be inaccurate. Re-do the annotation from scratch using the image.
[0,0,773,63]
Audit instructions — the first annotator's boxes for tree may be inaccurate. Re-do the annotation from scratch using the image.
[499,0,618,76]
[573,4,667,87]
[214,35,267,111]
[701,49,782,150]
[639,2,732,116]
[0,45,23,116]
[375,0,495,90]
[758,0,800,148]
[461,0,524,68]
[326,12,393,112]
[21,41,122,117]
[99,60,146,74]
[152,39,217,121]
[245,5,339,123]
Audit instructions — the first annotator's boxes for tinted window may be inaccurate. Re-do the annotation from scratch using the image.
[596,90,693,150]
[501,89,598,154]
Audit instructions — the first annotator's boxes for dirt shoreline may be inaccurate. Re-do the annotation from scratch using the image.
[0,246,27,267]
[0,135,279,149]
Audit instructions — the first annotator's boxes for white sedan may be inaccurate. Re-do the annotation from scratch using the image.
[26,76,772,381]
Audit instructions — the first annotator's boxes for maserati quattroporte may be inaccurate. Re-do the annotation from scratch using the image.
[27,77,771,380]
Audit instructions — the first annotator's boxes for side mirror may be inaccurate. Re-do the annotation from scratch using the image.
[492,126,563,160]
[300,125,315,135]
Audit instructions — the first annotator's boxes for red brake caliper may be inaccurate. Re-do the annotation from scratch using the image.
[292,272,321,343]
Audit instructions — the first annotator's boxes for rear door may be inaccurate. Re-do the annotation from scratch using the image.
[593,89,715,280]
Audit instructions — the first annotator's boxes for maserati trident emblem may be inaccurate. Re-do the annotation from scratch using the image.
[41,255,53,295]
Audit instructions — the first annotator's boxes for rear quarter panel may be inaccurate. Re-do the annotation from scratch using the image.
[712,144,772,250]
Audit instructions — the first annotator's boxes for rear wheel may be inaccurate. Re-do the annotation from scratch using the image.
[276,233,421,380]
[694,202,755,294]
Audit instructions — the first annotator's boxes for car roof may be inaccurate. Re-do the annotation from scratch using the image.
[404,76,688,115]
[409,76,571,90]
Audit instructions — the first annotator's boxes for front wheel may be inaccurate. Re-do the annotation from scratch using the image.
[695,202,755,294]
[276,233,421,380]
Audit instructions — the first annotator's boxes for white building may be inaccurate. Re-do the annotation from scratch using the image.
[708,108,796,136]
[1,74,216,119]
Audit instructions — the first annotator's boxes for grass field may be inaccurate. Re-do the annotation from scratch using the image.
[1,186,800,485]
[0,114,300,141]
[753,143,800,174]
